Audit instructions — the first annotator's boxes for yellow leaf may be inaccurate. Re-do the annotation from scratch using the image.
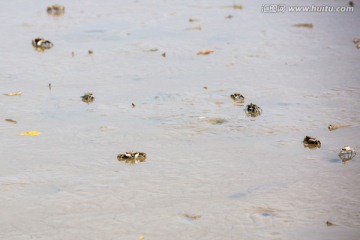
[139,236,145,240]
[19,131,41,136]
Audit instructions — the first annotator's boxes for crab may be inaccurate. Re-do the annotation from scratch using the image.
[117,152,147,164]
[32,38,53,50]
[303,136,321,149]
[230,93,245,103]
[47,4,65,16]
[81,92,95,103]
[245,103,262,117]
[338,146,356,162]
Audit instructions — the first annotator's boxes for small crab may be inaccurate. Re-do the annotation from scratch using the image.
[47,4,65,16]
[117,152,147,164]
[230,93,245,103]
[328,124,350,131]
[338,146,356,162]
[81,92,95,103]
[303,136,321,149]
[245,103,262,117]
[32,38,53,50]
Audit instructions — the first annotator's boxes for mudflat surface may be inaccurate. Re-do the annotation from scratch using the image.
[1,1,360,239]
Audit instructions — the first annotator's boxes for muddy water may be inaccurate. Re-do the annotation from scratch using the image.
[1,0,360,239]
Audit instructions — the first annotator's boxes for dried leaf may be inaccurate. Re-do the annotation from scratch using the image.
[19,131,41,136]
[4,91,22,96]
[292,23,313,28]
[189,18,199,22]
[197,50,214,55]
[5,119,17,124]
[232,5,243,10]
[185,25,202,31]
[182,213,202,220]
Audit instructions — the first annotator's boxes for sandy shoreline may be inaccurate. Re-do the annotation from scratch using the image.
[1,0,360,239]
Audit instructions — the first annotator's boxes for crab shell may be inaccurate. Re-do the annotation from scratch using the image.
[339,149,356,162]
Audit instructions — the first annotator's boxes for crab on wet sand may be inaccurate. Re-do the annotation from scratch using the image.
[303,136,321,149]
[81,92,95,103]
[32,38,53,50]
[338,146,356,162]
[47,4,65,15]
[245,103,262,117]
[230,93,245,103]
[117,152,147,164]
[328,124,350,131]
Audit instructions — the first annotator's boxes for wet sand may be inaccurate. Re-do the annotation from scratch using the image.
[1,0,360,239]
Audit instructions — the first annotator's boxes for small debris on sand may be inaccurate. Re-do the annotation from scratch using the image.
[19,131,41,136]
[326,221,336,226]
[197,50,214,55]
[207,117,226,125]
[189,18,199,22]
[231,5,243,10]
[185,25,202,31]
[182,213,202,220]
[292,23,313,28]
[5,119,17,124]
[4,91,22,96]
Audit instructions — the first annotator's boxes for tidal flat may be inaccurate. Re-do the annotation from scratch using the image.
[1,1,360,240]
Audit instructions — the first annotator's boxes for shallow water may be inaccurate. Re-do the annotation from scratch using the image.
[1,0,360,239]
